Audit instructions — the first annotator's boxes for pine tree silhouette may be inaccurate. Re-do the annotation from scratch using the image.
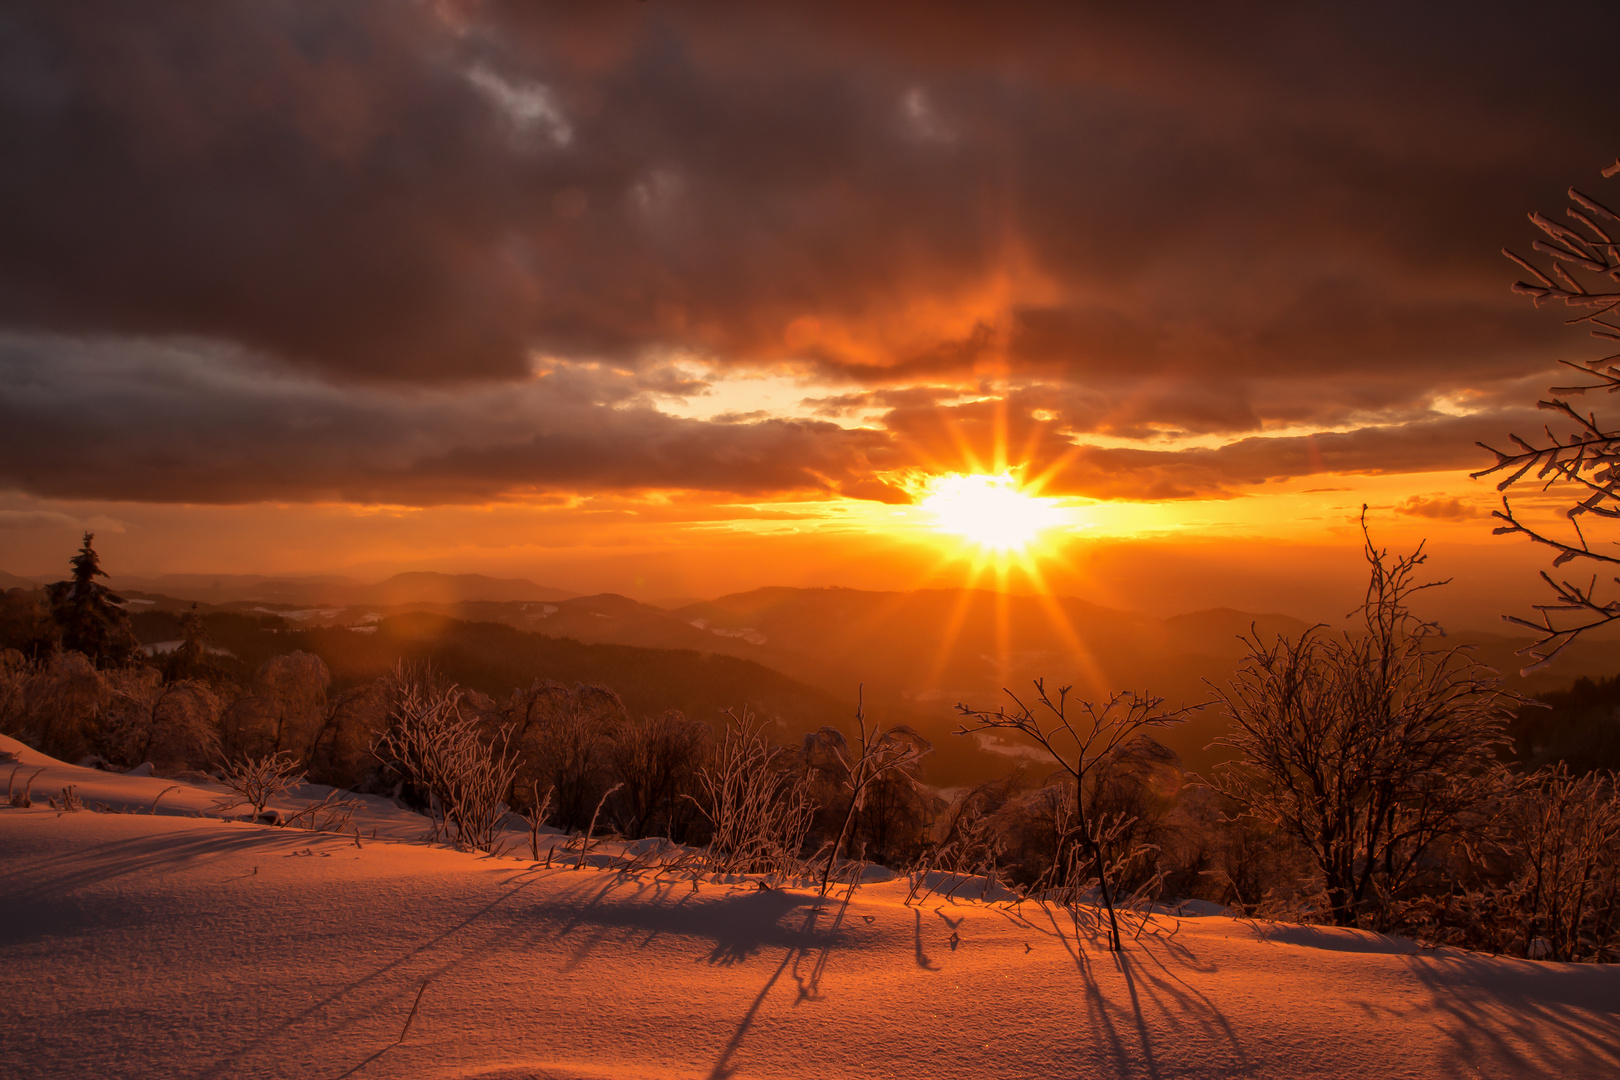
[163,603,214,682]
[46,532,138,667]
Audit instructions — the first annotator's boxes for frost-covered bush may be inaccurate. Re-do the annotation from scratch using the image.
[11,650,102,763]
[302,680,388,789]
[219,652,330,761]
[216,750,302,817]
[693,710,815,876]
[94,670,221,774]
[0,648,30,733]
[1502,766,1620,961]
[372,679,519,852]
[606,708,709,841]
[1209,516,1514,928]
[1395,766,1620,962]
[505,679,625,833]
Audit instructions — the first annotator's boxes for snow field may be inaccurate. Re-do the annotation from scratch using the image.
[2,738,1618,1079]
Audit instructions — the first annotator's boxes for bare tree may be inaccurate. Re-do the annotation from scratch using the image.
[505,679,624,833]
[607,709,709,840]
[806,694,930,896]
[1209,513,1515,927]
[1478,158,1620,670]
[957,684,1196,950]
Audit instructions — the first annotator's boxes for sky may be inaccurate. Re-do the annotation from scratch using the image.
[1,1,1617,625]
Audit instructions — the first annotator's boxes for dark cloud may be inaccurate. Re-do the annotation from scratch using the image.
[0,2,1612,502]
[0,337,902,504]
[1035,413,1542,501]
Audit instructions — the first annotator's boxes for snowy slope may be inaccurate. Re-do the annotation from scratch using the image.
[2,737,1618,1080]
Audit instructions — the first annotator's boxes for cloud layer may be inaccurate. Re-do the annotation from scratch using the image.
[1,1,1613,504]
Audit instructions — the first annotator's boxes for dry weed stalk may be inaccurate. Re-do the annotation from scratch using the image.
[522,781,555,862]
[574,781,623,870]
[9,767,44,808]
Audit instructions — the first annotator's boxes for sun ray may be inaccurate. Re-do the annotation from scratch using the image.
[922,551,994,691]
[1016,549,1113,697]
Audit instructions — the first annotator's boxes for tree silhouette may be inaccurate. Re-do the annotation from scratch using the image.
[1478,157,1620,670]
[45,532,138,668]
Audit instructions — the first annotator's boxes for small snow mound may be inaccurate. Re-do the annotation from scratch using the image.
[1258,922,1421,955]
[125,762,155,777]
[1171,899,1231,918]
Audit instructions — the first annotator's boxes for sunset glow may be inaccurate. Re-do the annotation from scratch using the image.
[7,10,1620,1080]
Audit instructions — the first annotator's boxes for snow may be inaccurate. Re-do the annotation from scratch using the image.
[2,734,1618,1080]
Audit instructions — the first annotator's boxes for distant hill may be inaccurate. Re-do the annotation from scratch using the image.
[40,574,1620,784]
[98,570,577,606]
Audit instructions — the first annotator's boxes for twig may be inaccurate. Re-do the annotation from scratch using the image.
[396,979,431,1044]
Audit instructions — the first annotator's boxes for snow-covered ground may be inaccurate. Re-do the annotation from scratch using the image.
[2,735,1618,1080]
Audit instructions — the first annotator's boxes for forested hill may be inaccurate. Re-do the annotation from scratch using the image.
[292,612,852,731]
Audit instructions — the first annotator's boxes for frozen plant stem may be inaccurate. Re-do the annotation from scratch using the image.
[576,782,622,870]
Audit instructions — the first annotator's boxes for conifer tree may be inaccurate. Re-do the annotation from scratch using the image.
[163,603,212,683]
[46,532,138,668]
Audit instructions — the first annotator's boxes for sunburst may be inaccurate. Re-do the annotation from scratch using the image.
[920,472,1064,553]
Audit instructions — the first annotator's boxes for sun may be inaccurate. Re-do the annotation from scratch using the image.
[920,472,1064,552]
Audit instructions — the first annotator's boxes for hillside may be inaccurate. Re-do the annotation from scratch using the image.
[19,574,1620,782]
[2,736,1617,1080]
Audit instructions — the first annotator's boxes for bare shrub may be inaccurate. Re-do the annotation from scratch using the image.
[607,709,709,841]
[282,787,362,833]
[220,652,330,760]
[1496,765,1620,961]
[806,701,930,895]
[1209,513,1515,928]
[693,709,815,876]
[906,779,1016,906]
[216,750,302,817]
[95,671,222,774]
[372,680,520,852]
[958,683,1196,951]
[506,680,624,833]
[15,650,102,763]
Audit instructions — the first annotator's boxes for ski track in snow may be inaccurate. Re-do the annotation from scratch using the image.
[2,735,1618,1080]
